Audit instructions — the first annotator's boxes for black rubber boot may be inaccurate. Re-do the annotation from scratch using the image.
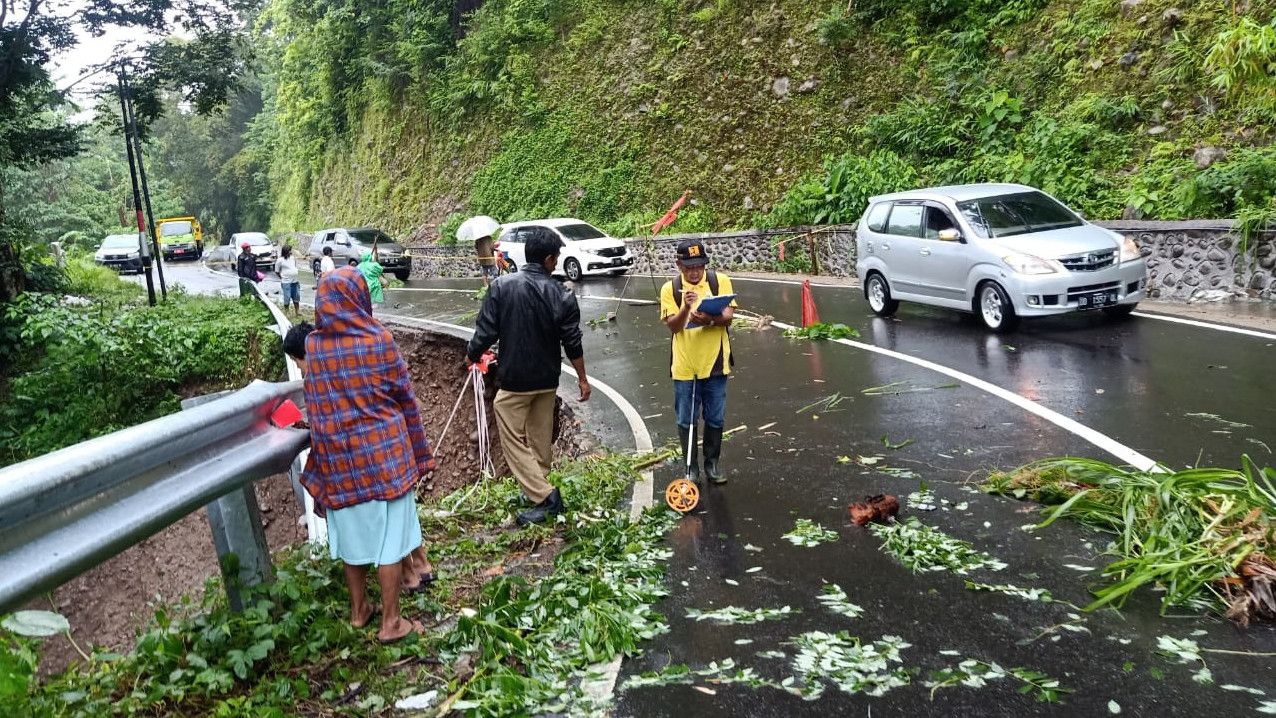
[702,425,725,484]
[517,488,564,527]
[677,425,700,485]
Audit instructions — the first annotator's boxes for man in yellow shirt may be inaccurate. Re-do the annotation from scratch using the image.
[659,239,737,485]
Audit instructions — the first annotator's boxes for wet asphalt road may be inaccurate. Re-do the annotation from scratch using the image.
[150,264,1276,716]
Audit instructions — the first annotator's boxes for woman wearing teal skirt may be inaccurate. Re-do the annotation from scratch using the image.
[302,267,437,643]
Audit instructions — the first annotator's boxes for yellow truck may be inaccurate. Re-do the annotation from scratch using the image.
[156,216,204,261]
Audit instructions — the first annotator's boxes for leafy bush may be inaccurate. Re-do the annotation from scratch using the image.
[766,150,920,227]
[0,287,282,466]
[437,211,466,246]
[1204,17,1276,118]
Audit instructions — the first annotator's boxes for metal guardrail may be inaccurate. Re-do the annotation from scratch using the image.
[0,379,309,614]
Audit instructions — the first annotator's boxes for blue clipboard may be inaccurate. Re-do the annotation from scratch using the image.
[687,293,736,329]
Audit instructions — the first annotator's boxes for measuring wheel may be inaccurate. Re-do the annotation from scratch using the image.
[665,478,700,513]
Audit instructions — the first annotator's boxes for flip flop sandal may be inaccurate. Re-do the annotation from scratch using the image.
[377,618,426,645]
[403,572,437,595]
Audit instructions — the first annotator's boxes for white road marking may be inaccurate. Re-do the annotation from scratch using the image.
[1132,311,1276,342]
[772,320,1159,471]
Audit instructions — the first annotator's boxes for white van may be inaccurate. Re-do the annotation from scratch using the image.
[496,218,634,281]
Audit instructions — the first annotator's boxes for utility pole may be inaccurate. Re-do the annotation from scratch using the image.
[122,68,167,299]
[117,73,156,306]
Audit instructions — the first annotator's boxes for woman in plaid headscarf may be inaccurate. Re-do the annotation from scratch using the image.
[301,266,435,643]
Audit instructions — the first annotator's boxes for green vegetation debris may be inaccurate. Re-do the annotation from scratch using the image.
[1185,412,1252,429]
[870,518,1008,574]
[789,631,911,700]
[781,322,860,341]
[783,519,839,547]
[622,658,785,691]
[861,381,960,395]
[1156,635,1213,684]
[797,393,847,414]
[4,455,677,716]
[925,659,1070,703]
[882,435,915,450]
[985,456,1276,623]
[817,584,864,620]
[685,605,797,625]
[964,581,1054,603]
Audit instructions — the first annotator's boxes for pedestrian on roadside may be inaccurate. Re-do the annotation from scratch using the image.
[276,245,301,314]
[300,266,437,643]
[357,249,385,309]
[319,245,336,277]
[475,231,498,285]
[236,242,259,297]
[659,239,737,485]
[466,227,591,526]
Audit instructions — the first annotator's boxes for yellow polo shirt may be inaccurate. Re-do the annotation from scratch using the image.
[659,273,737,380]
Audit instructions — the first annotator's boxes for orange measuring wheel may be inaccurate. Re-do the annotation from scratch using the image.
[665,478,700,513]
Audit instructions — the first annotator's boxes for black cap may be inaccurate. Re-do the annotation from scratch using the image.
[676,239,709,267]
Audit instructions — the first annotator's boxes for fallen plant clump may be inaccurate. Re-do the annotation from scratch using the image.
[869,518,1008,574]
[963,581,1054,603]
[621,658,790,692]
[984,456,1276,623]
[789,631,911,700]
[783,518,840,547]
[684,605,797,625]
[925,659,1070,703]
[816,584,864,619]
[781,322,859,340]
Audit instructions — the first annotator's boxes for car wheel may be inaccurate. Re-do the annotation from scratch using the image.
[977,281,1019,332]
[564,257,583,282]
[1104,303,1137,319]
[864,273,900,317]
[394,269,410,282]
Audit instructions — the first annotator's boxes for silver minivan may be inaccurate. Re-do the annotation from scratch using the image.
[855,183,1147,331]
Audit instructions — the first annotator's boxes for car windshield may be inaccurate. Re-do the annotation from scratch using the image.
[556,223,606,242]
[160,221,192,236]
[235,234,271,246]
[348,230,393,245]
[102,235,135,249]
[957,191,1083,238]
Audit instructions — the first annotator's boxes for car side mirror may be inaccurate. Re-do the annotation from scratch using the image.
[938,229,961,242]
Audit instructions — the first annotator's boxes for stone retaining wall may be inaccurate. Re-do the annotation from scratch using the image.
[284,220,1275,303]
[1099,221,1275,301]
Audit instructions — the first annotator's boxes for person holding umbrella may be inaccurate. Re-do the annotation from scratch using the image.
[457,215,502,285]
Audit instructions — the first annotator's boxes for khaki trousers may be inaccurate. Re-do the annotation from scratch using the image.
[494,388,557,504]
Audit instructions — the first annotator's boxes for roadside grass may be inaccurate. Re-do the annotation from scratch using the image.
[2,454,675,716]
[985,456,1276,623]
[0,264,282,467]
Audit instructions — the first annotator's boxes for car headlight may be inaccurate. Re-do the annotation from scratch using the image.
[128,251,140,259]
[402,249,412,258]
[1119,235,1140,263]
[1002,252,1062,275]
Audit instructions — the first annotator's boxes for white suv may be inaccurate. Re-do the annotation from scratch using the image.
[855,184,1147,332]
[497,218,634,281]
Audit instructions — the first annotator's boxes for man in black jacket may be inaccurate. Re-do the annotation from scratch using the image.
[236,242,258,297]
[467,227,591,526]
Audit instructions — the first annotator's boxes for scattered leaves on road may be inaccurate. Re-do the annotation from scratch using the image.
[870,518,1008,574]
[783,518,839,547]
[817,584,865,619]
[685,605,798,625]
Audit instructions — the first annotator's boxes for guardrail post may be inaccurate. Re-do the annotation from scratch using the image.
[182,392,274,612]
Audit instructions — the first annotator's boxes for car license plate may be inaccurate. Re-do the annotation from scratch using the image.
[612,257,624,265]
[174,249,184,254]
[1077,290,1117,309]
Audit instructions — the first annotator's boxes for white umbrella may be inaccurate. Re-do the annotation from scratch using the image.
[455,215,500,244]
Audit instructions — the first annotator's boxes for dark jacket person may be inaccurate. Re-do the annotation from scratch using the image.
[466,227,591,526]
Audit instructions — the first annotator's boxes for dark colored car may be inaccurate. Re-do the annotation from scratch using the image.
[308,228,412,281]
[94,233,144,274]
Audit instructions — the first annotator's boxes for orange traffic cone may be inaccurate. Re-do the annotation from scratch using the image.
[801,279,820,327]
